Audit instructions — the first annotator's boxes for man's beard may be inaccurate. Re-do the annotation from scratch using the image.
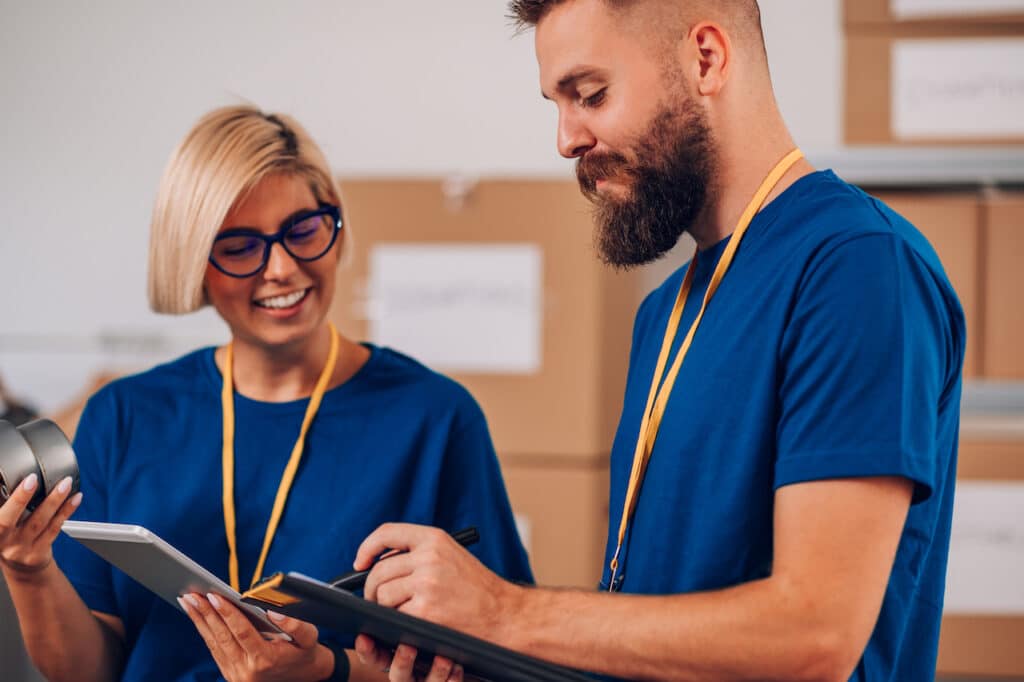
[577,96,716,269]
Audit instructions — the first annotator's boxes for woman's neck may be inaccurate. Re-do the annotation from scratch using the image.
[215,324,368,403]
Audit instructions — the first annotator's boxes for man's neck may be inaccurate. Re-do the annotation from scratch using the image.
[688,121,813,252]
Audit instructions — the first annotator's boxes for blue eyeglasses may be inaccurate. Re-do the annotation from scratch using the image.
[209,204,342,278]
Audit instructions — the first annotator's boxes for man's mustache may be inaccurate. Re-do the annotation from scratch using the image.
[576,151,634,196]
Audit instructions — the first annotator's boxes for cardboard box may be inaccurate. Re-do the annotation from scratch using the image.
[844,28,1024,145]
[867,192,982,378]
[937,429,1024,677]
[845,0,1024,27]
[330,179,645,459]
[500,455,609,589]
[982,193,1024,379]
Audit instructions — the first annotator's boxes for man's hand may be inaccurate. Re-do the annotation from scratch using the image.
[178,592,333,682]
[356,523,519,637]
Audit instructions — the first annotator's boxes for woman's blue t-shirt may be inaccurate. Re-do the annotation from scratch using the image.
[54,344,532,681]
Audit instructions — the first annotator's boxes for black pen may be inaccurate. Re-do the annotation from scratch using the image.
[328,526,480,592]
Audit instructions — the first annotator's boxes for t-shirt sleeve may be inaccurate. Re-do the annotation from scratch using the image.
[52,386,121,615]
[432,395,534,585]
[774,233,960,504]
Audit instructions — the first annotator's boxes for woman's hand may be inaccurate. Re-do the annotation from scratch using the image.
[178,592,333,682]
[0,473,81,581]
[355,637,465,682]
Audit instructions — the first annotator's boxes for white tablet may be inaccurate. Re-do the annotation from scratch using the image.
[61,520,290,641]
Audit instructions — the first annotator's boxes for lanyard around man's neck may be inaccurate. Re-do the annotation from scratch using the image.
[220,323,340,591]
[607,149,804,592]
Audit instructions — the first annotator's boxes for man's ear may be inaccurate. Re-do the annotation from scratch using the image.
[689,21,731,97]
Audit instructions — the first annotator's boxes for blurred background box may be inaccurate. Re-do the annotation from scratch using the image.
[500,455,610,589]
[867,192,983,378]
[982,193,1024,379]
[330,179,645,461]
[939,419,1024,678]
[845,0,1024,26]
[844,25,1024,145]
[862,189,1024,382]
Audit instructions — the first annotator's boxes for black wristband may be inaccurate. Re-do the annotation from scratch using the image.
[320,639,350,682]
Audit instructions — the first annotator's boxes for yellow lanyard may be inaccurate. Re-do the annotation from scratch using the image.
[607,149,804,591]
[220,323,340,591]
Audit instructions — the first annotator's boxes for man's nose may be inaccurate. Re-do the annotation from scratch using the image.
[557,109,596,159]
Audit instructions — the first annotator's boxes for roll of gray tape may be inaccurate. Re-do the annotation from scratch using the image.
[18,420,79,505]
[0,421,42,508]
[0,419,78,511]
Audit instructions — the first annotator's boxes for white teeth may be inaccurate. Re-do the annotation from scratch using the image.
[256,289,308,309]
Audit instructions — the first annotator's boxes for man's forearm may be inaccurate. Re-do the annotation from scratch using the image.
[3,562,124,682]
[497,577,856,682]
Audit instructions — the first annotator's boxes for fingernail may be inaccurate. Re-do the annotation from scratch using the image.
[22,474,37,492]
[183,594,200,608]
[57,477,72,494]
[70,492,83,507]
[206,593,222,609]
[267,610,286,622]
[177,597,189,612]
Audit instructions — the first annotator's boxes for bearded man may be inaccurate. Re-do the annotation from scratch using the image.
[355,2,965,680]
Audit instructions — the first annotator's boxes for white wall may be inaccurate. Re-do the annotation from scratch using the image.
[0,0,842,411]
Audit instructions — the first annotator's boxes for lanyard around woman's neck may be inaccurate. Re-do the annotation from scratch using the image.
[607,149,804,592]
[220,323,340,591]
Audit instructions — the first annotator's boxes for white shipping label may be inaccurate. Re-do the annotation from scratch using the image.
[892,0,1024,18]
[368,243,543,374]
[944,480,1024,614]
[892,38,1024,139]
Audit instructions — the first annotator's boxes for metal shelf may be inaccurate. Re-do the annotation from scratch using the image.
[807,147,1024,188]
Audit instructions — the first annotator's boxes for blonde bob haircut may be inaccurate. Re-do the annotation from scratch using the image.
[148,105,350,314]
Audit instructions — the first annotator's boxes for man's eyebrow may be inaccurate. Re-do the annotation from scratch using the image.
[541,67,604,100]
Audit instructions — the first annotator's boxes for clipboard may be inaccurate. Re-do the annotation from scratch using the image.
[61,520,290,641]
[242,572,594,682]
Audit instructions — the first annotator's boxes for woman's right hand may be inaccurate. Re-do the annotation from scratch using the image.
[0,473,82,580]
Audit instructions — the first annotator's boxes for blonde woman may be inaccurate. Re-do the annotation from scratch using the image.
[0,106,530,682]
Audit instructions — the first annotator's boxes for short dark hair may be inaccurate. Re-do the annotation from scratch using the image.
[507,0,766,63]
[507,0,564,29]
[507,0,630,31]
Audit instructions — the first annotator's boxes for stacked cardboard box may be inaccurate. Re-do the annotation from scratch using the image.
[868,190,1024,380]
[982,194,1024,379]
[869,192,983,377]
[330,179,645,587]
[943,426,1024,678]
[843,1,1024,145]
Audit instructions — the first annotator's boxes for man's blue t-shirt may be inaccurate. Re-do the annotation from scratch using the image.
[601,171,964,681]
[54,344,532,681]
